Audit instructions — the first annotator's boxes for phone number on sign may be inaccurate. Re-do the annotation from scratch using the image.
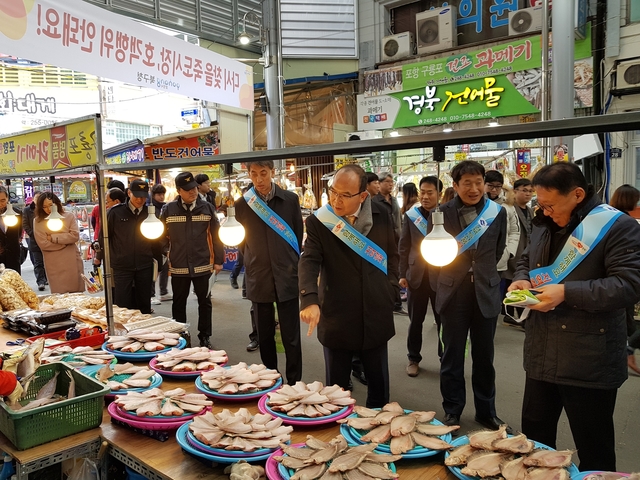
[416,111,493,125]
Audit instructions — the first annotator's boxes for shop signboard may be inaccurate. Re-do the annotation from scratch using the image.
[0,0,254,110]
[144,130,220,162]
[516,149,531,178]
[104,145,145,165]
[67,180,89,200]
[0,117,97,175]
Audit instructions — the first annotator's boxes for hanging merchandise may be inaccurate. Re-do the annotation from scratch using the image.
[304,185,319,210]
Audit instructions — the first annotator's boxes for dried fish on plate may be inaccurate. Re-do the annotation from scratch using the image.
[40,345,115,368]
[274,434,399,480]
[105,329,182,352]
[114,387,212,416]
[199,362,280,393]
[266,381,355,418]
[94,362,156,390]
[154,347,228,372]
[188,408,292,451]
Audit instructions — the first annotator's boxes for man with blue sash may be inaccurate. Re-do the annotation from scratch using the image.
[234,160,304,385]
[427,161,509,432]
[299,164,399,408]
[509,163,640,471]
[399,176,443,377]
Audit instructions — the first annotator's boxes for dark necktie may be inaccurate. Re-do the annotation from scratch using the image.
[134,208,139,216]
[185,203,192,210]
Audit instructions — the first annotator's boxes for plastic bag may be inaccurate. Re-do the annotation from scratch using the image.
[67,458,100,480]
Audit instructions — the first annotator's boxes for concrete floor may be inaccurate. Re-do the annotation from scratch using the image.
[20,259,640,472]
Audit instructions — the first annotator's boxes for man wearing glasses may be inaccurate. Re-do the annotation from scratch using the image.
[299,164,399,408]
[509,162,640,471]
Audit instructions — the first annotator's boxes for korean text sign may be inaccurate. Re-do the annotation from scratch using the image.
[0,118,97,175]
[0,0,254,110]
[144,131,220,162]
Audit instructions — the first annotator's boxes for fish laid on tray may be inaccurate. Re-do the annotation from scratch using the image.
[337,401,455,454]
[41,345,115,367]
[200,362,281,394]
[105,329,182,352]
[115,387,212,416]
[266,381,355,418]
[95,362,156,390]
[275,434,399,480]
[154,346,228,372]
[7,369,76,411]
[445,426,576,480]
[189,407,292,451]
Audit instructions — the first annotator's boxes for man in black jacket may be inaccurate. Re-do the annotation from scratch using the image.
[161,172,224,348]
[510,163,640,471]
[101,179,163,314]
[0,186,23,274]
[300,164,399,407]
[23,191,47,290]
[428,161,509,432]
[235,161,304,384]
[399,176,442,377]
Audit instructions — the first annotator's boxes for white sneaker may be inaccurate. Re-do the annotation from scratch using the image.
[151,297,161,305]
[160,294,173,301]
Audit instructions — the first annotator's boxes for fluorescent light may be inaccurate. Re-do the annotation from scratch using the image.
[443,124,453,133]
[488,118,500,127]
[389,130,400,137]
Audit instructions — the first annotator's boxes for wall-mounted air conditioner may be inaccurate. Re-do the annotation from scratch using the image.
[381,32,415,62]
[616,59,640,91]
[415,6,457,56]
[508,6,543,36]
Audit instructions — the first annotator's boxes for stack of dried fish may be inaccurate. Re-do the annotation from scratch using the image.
[337,401,455,454]
[274,434,400,480]
[200,362,280,393]
[189,408,292,451]
[2,338,45,383]
[114,387,212,416]
[266,381,355,418]
[154,346,228,372]
[9,369,75,411]
[0,268,39,310]
[106,329,182,352]
[95,362,156,390]
[40,292,105,311]
[40,345,115,367]
[445,426,576,480]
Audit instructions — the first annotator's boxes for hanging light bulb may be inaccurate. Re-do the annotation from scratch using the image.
[218,206,245,246]
[1,203,19,227]
[420,157,458,266]
[46,208,64,232]
[140,205,165,239]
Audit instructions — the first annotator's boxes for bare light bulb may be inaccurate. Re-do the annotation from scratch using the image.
[218,207,245,247]
[1,203,19,227]
[238,32,251,45]
[140,205,165,239]
[46,208,64,232]
[420,210,458,267]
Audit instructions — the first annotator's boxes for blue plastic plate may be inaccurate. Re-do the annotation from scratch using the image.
[185,426,276,457]
[445,435,581,480]
[277,449,397,480]
[102,337,186,361]
[195,375,283,400]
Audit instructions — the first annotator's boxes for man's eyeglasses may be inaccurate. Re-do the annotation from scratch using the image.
[515,188,534,194]
[328,188,362,201]
[485,183,503,191]
[537,203,554,214]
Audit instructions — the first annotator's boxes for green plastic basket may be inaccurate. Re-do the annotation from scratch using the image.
[0,362,109,450]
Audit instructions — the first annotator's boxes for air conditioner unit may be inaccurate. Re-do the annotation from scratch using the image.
[381,32,415,62]
[416,6,457,56]
[508,6,543,36]
[616,59,640,91]
[347,131,383,142]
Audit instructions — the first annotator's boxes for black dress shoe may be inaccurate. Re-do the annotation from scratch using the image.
[230,278,239,289]
[475,415,513,435]
[443,413,460,426]
[246,340,259,352]
[352,370,368,385]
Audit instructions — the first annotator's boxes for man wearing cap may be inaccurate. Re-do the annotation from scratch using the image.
[100,179,163,314]
[161,172,224,348]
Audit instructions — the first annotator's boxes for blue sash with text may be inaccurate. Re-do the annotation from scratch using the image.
[315,205,387,274]
[244,188,300,255]
[529,204,622,288]
[455,199,502,255]
[406,205,428,237]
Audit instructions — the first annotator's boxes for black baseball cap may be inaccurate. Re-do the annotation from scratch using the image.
[175,172,198,191]
[129,179,149,198]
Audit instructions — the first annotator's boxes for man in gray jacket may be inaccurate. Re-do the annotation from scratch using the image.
[510,162,640,472]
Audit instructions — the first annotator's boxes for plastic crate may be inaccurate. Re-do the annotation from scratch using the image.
[28,327,107,349]
[0,362,109,450]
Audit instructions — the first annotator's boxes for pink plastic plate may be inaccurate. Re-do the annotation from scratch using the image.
[149,356,227,378]
[115,403,206,423]
[257,395,354,426]
[107,401,194,430]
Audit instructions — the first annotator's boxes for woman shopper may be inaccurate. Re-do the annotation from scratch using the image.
[33,192,84,294]
[400,182,419,216]
[610,184,640,374]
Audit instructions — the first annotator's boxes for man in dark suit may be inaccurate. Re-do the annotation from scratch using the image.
[235,160,304,385]
[0,186,23,274]
[428,160,510,432]
[300,164,399,408]
[399,176,443,377]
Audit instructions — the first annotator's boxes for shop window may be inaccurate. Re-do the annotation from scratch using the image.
[104,121,162,145]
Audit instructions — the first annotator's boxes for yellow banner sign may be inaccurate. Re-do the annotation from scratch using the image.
[0,118,97,175]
